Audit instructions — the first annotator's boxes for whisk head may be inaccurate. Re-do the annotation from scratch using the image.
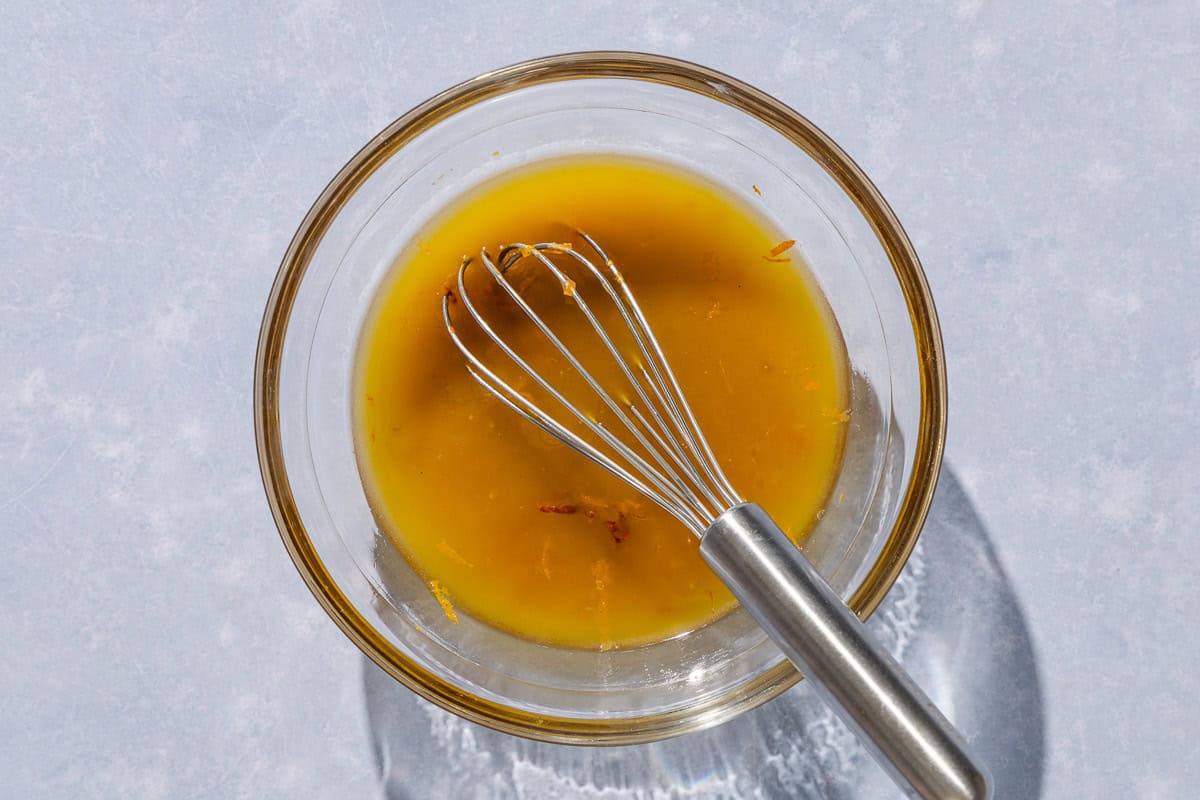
[441,233,743,537]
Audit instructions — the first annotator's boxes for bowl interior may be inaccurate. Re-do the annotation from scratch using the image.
[256,53,942,743]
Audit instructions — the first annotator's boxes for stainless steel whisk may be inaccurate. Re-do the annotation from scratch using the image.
[442,234,991,800]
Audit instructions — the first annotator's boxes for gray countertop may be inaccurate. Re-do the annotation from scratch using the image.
[3,3,1197,798]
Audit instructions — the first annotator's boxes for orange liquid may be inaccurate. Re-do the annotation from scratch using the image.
[355,156,848,649]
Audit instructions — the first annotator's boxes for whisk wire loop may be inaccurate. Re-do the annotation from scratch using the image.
[578,233,743,509]
[446,262,708,533]
[440,235,744,536]
[483,245,718,522]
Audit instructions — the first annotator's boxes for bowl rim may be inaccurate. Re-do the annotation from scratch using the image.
[254,50,946,745]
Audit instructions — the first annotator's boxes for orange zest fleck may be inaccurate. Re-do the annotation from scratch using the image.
[606,511,631,543]
[823,408,852,423]
[429,580,459,623]
[769,239,796,257]
[752,184,762,196]
[436,540,475,568]
[592,558,612,649]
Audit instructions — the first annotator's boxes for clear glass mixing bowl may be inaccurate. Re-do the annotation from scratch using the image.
[254,52,946,744]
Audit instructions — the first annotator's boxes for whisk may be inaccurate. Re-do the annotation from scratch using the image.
[442,234,991,800]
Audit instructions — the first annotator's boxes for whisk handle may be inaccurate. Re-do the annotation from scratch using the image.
[700,503,992,800]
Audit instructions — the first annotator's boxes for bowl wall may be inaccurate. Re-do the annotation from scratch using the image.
[255,52,945,743]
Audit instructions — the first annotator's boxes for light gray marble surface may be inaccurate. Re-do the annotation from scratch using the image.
[2,3,1197,798]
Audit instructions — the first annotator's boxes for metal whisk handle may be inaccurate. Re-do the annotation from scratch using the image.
[700,503,992,800]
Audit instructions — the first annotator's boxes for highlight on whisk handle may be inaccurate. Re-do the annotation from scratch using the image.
[699,503,992,800]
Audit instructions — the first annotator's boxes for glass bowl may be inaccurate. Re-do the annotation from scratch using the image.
[254,52,945,744]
